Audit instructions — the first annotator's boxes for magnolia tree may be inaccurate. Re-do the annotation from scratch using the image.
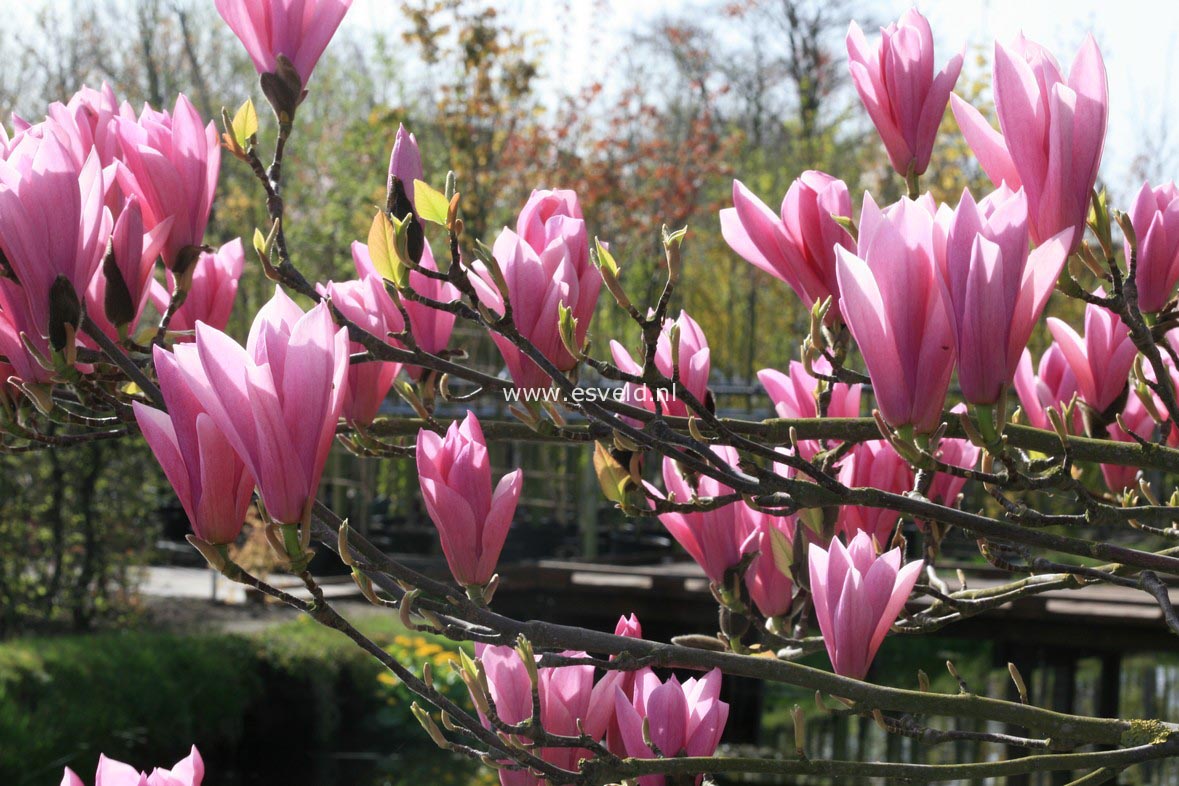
[6,1,1179,784]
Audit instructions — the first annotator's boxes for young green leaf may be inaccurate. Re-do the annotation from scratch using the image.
[413,179,451,225]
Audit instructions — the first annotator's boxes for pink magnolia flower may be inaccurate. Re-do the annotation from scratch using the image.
[62,747,203,786]
[951,34,1107,249]
[610,310,710,418]
[809,530,924,679]
[1047,301,1135,415]
[154,239,247,336]
[87,196,174,337]
[416,411,523,586]
[745,513,797,619]
[352,240,457,380]
[720,172,854,322]
[471,215,596,391]
[475,643,617,786]
[115,95,219,271]
[43,83,133,172]
[388,124,423,204]
[0,129,110,350]
[319,275,404,425]
[602,614,645,757]
[1013,345,1080,431]
[846,9,963,177]
[837,441,913,542]
[758,357,861,460]
[169,289,348,525]
[938,187,1072,404]
[134,346,255,545]
[613,667,728,786]
[921,408,981,528]
[214,0,352,86]
[1128,180,1179,313]
[516,189,589,274]
[835,194,956,433]
[650,446,757,583]
[1101,393,1154,492]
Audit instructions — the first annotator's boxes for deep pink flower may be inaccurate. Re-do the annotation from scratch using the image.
[758,357,861,460]
[115,95,219,271]
[154,239,247,337]
[169,290,349,525]
[475,643,618,786]
[471,226,594,391]
[808,531,924,679]
[650,446,757,583]
[610,310,710,418]
[613,667,728,786]
[846,9,963,177]
[1047,301,1135,414]
[352,240,457,380]
[938,187,1072,404]
[836,194,956,432]
[416,412,523,586]
[62,747,204,786]
[215,0,353,86]
[388,123,423,203]
[134,347,255,545]
[745,513,797,619]
[837,441,913,542]
[951,34,1107,249]
[921,407,981,527]
[1128,180,1179,313]
[1101,393,1154,492]
[0,129,110,355]
[319,275,405,425]
[720,172,854,322]
[1013,345,1080,431]
[87,196,174,337]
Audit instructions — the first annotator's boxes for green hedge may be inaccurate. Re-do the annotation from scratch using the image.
[0,614,473,784]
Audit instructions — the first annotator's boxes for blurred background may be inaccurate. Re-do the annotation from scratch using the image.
[2,1,1179,784]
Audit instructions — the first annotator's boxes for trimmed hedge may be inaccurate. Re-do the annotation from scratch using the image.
[0,615,472,784]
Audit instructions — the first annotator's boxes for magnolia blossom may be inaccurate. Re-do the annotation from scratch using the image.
[613,667,728,786]
[134,346,255,545]
[215,0,353,87]
[745,513,797,619]
[320,275,405,425]
[938,187,1071,404]
[758,357,861,460]
[1047,301,1135,415]
[153,239,247,336]
[836,194,955,432]
[471,192,597,390]
[352,240,457,380]
[115,95,220,271]
[837,441,913,542]
[62,747,203,786]
[416,412,523,586]
[1013,345,1080,431]
[847,9,963,177]
[611,310,711,418]
[952,34,1107,249]
[476,643,617,786]
[809,531,924,679]
[720,172,854,321]
[0,129,110,353]
[87,196,173,337]
[1128,180,1179,313]
[650,446,757,583]
[168,290,348,525]
[1101,393,1153,492]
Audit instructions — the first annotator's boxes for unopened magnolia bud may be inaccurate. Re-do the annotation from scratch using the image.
[1008,662,1028,704]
